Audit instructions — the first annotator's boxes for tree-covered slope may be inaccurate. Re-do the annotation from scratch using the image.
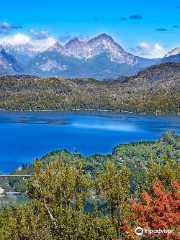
[9,132,180,194]
[1,62,180,114]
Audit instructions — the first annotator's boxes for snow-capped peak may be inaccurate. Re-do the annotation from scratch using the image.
[66,37,81,45]
[0,33,138,66]
[1,42,50,64]
[48,42,63,51]
[47,42,69,56]
[89,33,116,43]
[63,33,137,65]
[164,47,180,58]
[64,37,90,59]
[87,33,137,65]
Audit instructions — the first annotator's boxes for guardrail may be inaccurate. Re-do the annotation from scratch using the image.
[0,175,31,177]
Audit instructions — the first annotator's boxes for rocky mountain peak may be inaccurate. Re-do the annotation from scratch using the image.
[49,42,64,50]
[65,37,81,46]
[164,47,180,58]
[88,33,115,43]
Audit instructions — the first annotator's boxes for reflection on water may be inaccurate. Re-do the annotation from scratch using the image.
[72,123,136,131]
[0,110,180,173]
[0,195,102,211]
[0,194,29,205]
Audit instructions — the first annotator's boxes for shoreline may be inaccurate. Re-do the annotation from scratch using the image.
[0,108,133,113]
[0,109,180,116]
[0,108,178,116]
[0,131,177,175]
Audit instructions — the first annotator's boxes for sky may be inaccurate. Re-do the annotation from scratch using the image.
[0,0,180,58]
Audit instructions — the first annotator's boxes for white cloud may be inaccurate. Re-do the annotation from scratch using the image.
[133,42,165,58]
[29,29,51,40]
[0,33,56,49]
[0,33,30,45]
[31,37,56,48]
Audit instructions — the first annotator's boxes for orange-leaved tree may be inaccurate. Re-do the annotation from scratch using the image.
[122,181,180,240]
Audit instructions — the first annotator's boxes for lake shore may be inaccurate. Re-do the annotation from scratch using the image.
[0,111,180,174]
[0,108,179,116]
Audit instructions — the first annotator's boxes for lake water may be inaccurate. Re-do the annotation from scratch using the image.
[1,111,180,174]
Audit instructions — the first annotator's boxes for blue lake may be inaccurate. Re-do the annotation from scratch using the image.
[1,111,180,174]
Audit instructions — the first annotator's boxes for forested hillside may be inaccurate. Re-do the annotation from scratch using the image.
[8,131,180,194]
[1,63,180,114]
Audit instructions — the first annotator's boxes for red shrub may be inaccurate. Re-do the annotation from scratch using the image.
[122,181,180,239]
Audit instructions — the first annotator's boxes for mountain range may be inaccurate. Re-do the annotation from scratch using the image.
[0,33,180,79]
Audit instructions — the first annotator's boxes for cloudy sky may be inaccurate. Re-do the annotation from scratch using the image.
[0,0,180,58]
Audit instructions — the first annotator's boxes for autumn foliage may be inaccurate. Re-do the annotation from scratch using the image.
[122,181,180,239]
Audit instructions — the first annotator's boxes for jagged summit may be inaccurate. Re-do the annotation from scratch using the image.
[88,33,115,43]
[52,42,63,48]
[63,33,136,64]
[49,42,64,51]
[65,37,81,45]
[47,42,69,57]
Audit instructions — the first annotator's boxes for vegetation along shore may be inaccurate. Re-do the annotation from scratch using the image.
[1,62,180,115]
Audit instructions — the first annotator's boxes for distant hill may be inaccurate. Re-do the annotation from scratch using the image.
[135,56,161,68]
[1,62,180,114]
[125,62,180,82]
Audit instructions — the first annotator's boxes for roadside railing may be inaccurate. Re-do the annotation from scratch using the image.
[0,175,31,177]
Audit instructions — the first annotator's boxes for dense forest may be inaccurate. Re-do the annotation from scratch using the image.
[1,62,180,114]
[0,132,180,239]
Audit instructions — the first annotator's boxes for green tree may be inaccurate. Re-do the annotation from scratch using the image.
[144,154,180,192]
[96,162,130,240]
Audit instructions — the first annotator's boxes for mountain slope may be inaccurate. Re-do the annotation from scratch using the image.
[164,47,180,58]
[161,47,180,64]
[125,62,180,82]
[0,46,23,75]
[1,62,180,114]
[161,53,180,64]
[27,49,142,79]
[135,56,161,68]
[2,43,47,64]
[87,34,137,65]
